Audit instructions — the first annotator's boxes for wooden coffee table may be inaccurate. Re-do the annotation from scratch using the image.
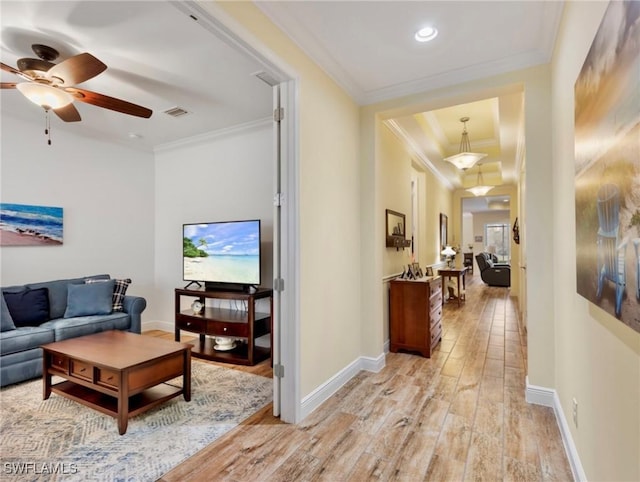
[42,330,191,435]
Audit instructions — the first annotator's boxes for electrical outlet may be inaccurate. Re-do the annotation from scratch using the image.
[572,398,578,427]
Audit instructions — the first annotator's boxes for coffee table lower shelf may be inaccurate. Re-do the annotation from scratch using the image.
[51,380,184,419]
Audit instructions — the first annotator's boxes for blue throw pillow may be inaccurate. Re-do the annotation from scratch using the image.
[64,279,115,318]
[85,278,131,312]
[1,293,17,332]
[3,288,50,327]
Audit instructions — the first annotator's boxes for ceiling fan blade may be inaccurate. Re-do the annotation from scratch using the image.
[53,103,81,122]
[47,53,107,86]
[1,82,17,89]
[1,62,22,75]
[66,87,152,118]
[1,62,34,81]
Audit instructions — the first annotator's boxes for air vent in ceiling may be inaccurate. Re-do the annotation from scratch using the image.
[253,71,279,87]
[163,106,190,118]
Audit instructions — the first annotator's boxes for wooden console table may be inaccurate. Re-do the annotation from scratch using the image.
[438,267,468,307]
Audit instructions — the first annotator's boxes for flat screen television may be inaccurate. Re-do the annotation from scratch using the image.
[183,219,261,290]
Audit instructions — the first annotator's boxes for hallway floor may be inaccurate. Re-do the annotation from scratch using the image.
[160,275,573,481]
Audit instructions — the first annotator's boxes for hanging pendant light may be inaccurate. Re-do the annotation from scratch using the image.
[443,116,487,170]
[466,164,494,196]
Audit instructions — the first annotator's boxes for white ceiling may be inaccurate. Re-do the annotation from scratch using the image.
[1,1,274,151]
[1,0,564,185]
[257,1,563,105]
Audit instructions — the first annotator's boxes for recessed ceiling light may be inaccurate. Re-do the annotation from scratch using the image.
[415,26,438,43]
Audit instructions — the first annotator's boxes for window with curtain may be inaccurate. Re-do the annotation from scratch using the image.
[485,223,510,262]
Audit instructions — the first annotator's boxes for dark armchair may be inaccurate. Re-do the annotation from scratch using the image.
[475,253,511,287]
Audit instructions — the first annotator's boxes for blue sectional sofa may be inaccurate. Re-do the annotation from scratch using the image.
[0,274,146,387]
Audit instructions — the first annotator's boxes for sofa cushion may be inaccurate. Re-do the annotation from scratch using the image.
[0,326,55,356]
[64,280,115,318]
[3,288,50,327]
[26,274,110,320]
[85,278,131,312]
[1,294,16,332]
[41,313,128,341]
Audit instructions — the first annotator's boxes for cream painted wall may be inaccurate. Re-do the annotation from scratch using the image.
[210,2,362,399]
[380,124,413,277]
[0,117,156,306]
[552,2,639,480]
[151,122,273,327]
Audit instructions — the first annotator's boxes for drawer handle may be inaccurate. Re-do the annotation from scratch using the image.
[186,322,191,326]
[106,376,114,381]
[80,367,87,372]
[224,327,227,332]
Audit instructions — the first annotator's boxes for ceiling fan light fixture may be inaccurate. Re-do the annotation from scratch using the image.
[444,116,487,170]
[16,82,73,110]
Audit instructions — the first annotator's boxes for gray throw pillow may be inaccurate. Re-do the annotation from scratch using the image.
[64,279,115,318]
[0,294,16,332]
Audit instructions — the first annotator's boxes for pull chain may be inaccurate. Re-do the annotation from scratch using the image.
[43,108,52,145]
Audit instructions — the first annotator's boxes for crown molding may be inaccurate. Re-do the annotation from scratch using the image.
[385,119,454,190]
[154,117,271,153]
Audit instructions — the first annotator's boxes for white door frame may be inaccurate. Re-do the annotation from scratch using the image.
[173,1,301,423]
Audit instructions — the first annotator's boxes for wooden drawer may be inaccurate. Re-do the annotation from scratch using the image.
[176,316,206,333]
[430,304,443,327]
[430,320,442,348]
[429,290,443,309]
[50,354,68,374]
[70,360,93,382]
[96,368,119,390]
[429,276,442,297]
[207,320,249,338]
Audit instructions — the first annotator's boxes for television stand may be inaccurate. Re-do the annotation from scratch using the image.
[174,287,272,366]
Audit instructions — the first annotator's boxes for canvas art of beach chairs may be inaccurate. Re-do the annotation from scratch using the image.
[595,184,629,317]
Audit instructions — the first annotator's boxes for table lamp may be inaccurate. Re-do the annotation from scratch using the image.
[441,246,456,268]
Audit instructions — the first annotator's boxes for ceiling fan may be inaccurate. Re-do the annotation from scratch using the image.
[1,44,152,140]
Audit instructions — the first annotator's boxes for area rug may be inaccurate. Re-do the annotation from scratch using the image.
[0,361,272,481]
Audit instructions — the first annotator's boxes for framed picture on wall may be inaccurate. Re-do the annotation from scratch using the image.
[475,235,483,243]
[440,213,448,256]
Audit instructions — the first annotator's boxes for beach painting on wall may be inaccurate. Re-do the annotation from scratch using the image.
[574,0,640,333]
[0,203,63,246]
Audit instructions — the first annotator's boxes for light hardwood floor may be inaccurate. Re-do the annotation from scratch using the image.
[152,274,573,481]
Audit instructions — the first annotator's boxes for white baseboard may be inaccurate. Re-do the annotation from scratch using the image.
[526,377,587,482]
[300,352,386,420]
[142,320,174,333]
[525,376,555,406]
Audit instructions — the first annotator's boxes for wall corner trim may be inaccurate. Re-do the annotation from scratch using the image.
[300,353,386,421]
[526,377,587,482]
